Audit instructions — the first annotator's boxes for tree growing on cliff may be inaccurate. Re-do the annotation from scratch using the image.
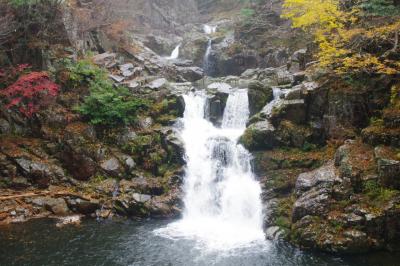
[0,65,60,117]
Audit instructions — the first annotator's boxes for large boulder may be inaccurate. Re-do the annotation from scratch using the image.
[176,66,204,82]
[14,158,65,188]
[206,91,229,126]
[292,162,341,222]
[240,121,277,151]
[374,146,400,189]
[248,81,273,116]
[271,99,306,126]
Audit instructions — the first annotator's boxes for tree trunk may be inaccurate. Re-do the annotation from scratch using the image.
[393,30,399,51]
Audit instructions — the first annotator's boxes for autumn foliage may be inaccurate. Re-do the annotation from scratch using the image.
[282,0,400,75]
[0,65,60,117]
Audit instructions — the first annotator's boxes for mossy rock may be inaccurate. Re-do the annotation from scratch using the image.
[248,81,273,116]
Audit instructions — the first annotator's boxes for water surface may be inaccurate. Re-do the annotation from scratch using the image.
[1,219,399,266]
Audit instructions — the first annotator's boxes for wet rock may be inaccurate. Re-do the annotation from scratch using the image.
[165,130,185,165]
[56,215,82,227]
[67,198,100,215]
[176,66,204,82]
[265,226,284,240]
[206,92,229,127]
[248,81,273,116]
[42,197,70,215]
[207,82,232,92]
[240,121,277,151]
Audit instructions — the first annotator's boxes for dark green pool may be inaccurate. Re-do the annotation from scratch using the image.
[0,219,398,266]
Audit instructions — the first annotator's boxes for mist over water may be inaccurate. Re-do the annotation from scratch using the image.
[156,89,266,251]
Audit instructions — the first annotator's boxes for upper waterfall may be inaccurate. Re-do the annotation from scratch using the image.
[167,44,181,59]
[204,24,217,34]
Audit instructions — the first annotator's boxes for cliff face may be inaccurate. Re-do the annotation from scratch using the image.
[110,0,200,34]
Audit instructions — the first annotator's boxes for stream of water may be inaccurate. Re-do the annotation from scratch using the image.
[156,89,265,251]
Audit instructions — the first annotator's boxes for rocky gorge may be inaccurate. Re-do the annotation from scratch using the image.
[1,0,400,263]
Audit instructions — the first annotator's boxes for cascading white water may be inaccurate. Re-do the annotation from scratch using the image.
[260,87,287,117]
[203,39,213,75]
[168,44,181,59]
[204,24,217,34]
[156,89,266,251]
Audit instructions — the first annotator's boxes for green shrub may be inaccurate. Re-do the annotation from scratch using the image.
[76,79,147,127]
[363,180,398,203]
[240,8,255,18]
[60,58,106,89]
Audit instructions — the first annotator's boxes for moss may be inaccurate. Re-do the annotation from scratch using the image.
[363,180,399,205]
[155,114,177,126]
[239,128,257,149]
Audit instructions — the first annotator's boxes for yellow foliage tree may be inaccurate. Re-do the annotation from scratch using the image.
[282,0,400,75]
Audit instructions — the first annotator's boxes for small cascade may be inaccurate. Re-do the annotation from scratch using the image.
[167,44,181,60]
[202,24,218,76]
[203,39,215,76]
[156,89,265,251]
[203,24,217,35]
[261,87,286,117]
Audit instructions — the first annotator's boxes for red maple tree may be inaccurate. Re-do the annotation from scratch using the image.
[0,69,60,117]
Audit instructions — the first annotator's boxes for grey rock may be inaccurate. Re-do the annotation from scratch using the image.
[147,78,167,90]
[119,63,134,72]
[100,157,123,176]
[109,74,125,83]
[42,197,70,215]
[176,66,204,82]
[295,161,340,195]
[92,52,117,66]
[0,118,11,134]
[132,193,152,203]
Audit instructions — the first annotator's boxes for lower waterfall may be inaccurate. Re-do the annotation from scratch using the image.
[156,89,266,251]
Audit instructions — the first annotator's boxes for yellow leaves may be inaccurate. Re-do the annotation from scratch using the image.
[282,0,343,31]
[282,0,400,76]
[337,54,399,75]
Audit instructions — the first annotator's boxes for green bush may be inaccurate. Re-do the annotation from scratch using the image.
[60,58,106,89]
[240,8,255,18]
[76,79,147,127]
[363,180,398,203]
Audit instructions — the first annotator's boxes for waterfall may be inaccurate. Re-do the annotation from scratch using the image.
[156,89,265,251]
[260,87,286,117]
[203,39,213,76]
[204,24,217,35]
[168,44,181,59]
